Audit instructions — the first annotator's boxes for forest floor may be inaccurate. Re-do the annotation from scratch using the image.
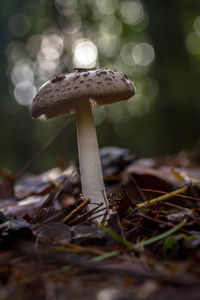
[1,147,200,300]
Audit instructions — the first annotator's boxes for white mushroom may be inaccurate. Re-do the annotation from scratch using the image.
[31,68,136,223]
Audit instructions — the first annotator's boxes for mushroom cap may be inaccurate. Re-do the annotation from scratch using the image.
[31,68,136,119]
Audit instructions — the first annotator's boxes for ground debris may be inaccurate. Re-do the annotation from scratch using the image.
[1,149,200,299]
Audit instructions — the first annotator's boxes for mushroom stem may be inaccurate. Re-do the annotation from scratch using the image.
[75,98,107,222]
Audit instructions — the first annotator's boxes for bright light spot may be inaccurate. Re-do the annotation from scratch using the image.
[185,33,200,56]
[95,0,119,15]
[37,58,58,71]
[120,43,136,66]
[41,34,63,55]
[120,0,144,25]
[132,43,155,66]
[41,47,60,60]
[73,39,98,67]
[14,81,36,106]
[194,16,200,36]
[100,16,122,36]
[34,33,63,74]
[11,60,34,85]
[8,13,31,37]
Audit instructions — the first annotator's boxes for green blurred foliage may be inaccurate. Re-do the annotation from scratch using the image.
[1,0,200,173]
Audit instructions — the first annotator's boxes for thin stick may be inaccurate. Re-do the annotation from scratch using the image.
[33,184,62,218]
[137,186,188,208]
[33,210,67,229]
[15,118,75,180]
[78,205,107,224]
[137,212,190,234]
[61,199,90,223]
[161,201,190,211]
[82,212,106,224]
[142,188,200,202]
[102,189,110,216]
[130,175,147,203]
[69,203,103,225]
[121,184,136,209]
[53,240,105,255]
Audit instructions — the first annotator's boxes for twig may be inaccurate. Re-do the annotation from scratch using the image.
[33,210,68,229]
[68,203,103,225]
[80,205,107,224]
[142,188,200,202]
[137,212,190,234]
[137,186,188,208]
[102,189,110,216]
[61,198,90,223]
[121,184,136,209]
[33,183,62,218]
[130,175,147,203]
[54,241,105,255]
[161,201,190,211]
[82,212,106,224]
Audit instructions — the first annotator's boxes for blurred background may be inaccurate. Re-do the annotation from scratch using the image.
[1,0,200,174]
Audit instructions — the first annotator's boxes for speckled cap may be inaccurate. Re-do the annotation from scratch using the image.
[31,68,136,119]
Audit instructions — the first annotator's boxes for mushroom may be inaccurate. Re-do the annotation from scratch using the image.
[31,68,136,223]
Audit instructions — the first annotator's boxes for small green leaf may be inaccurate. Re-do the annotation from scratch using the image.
[179,233,198,242]
[163,235,177,257]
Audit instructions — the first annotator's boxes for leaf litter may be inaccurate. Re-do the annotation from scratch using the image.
[1,148,200,299]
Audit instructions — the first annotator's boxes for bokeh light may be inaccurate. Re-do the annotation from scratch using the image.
[100,16,122,36]
[60,14,82,35]
[55,0,77,17]
[5,42,27,63]
[119,0,144,25]
[186,32,200,56]
[95,0,119,15]
[2,0,199,174]
[73,39,98,67]
[98,34,120,57]
[120,43,136,66]
[7,0,151,111]
[193,16,200,36]
[11,60,34,86]
[14,81,36,105]
[132,42,155,66]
